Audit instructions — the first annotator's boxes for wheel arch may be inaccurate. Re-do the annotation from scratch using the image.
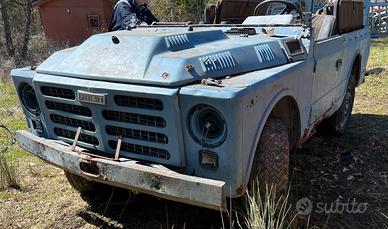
[269,96,301,152]
[349,51,363,86]
[243,90,301,190]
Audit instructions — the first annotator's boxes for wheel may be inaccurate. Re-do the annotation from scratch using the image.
[65,171,97,194]
[250,118,290,195]
[319,74,356,136]
[65,171,135,211]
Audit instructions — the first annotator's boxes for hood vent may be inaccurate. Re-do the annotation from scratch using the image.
[200,51,236,72]
[165,34,193,51]
[254,44,276,63]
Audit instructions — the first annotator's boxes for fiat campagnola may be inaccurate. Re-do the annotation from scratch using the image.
[11,0,370,210]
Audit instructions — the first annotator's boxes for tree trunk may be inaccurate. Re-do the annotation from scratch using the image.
[0,0,16,58]
[168,0,175,21]
[19,0,32,62]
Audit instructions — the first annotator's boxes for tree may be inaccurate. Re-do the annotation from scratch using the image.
[0,0,33,65]
[149,0,217,23]
[0,0,16,58]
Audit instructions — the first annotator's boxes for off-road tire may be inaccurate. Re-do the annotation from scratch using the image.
[65,171,97,194]
[250,118,290,195]
[320,73,356,136]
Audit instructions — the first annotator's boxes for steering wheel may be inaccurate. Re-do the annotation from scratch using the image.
[253,0,304,24]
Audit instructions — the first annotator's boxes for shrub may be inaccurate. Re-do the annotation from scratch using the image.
[150,0,217,23]
[0,124,20,190]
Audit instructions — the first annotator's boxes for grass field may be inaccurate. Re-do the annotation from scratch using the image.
[0,39,387,228]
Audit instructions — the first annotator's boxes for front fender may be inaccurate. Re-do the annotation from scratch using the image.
[242,88,300,190]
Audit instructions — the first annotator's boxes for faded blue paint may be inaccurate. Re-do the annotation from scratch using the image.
[11,6,371,206]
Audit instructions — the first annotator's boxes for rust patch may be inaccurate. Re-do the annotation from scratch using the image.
[161,72,169,80]
[236,184,246,196]
[97,164,108,180]
[299,128,311,147]
[185,64,194,71]
[149,174,163,191]
[300,108,333,147]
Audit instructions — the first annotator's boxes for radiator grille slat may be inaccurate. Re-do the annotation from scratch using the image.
[115,95,164,111]
[54,128,99,145]
[51,114,96,132]
[41,86,75,100]
[109,140,170,160]
[46,101,92,117]
[102,110,166,128]
[106,126,168,144]
[39,83,174,162]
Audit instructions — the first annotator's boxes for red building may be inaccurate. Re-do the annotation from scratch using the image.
[32,0,115,44]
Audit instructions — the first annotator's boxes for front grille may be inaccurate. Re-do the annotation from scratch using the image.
[35,80,183,165]
[115,95,164,111]
[46,101,92,117]
[54,128,99,145]
[106,125,168,144]
[109,140,170,160]
[102,110,166,128]
[41,86,75,100]
[51,114,96,132]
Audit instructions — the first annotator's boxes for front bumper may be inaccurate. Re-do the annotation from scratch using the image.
[17,130,226,210]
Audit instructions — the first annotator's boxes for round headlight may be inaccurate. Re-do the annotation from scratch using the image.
[20,83,40,116]
[188,104,227,147]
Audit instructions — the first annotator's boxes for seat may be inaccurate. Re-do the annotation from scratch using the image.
[203,4,217,24]
[312,0,364,40]
[337,0,364,33]
[243,15,294,25]
[312,2,337,40]
[214,0,261,24]
[312,14,336,40]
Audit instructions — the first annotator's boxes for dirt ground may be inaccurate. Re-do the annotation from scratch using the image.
[0,39,387,229]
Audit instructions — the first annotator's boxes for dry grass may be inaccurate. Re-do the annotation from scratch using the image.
[0,125,19,190]
[237,183,296,229]
[0,82,24,191]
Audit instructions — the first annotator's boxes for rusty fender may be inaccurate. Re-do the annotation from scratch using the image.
[17,130,226,210]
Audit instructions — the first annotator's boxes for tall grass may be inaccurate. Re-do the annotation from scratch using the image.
[382,212,388,228]
[236,182,299,229]
[0,124,20,190]
[0,35,64,191]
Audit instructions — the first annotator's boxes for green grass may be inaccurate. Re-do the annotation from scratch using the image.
[367,39,388,69]
[0,80,27,190]
[0,82,27,131]
[354,39,388,115]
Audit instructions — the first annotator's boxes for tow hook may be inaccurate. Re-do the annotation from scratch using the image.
[80,159,100,178]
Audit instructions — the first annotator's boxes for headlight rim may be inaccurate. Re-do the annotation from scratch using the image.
[187,104,227,148]
[19,83,41,116]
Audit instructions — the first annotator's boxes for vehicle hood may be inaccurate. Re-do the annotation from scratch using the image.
[36,27,305,86]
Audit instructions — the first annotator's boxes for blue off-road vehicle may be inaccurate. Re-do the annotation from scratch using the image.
[12,0,370,210]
